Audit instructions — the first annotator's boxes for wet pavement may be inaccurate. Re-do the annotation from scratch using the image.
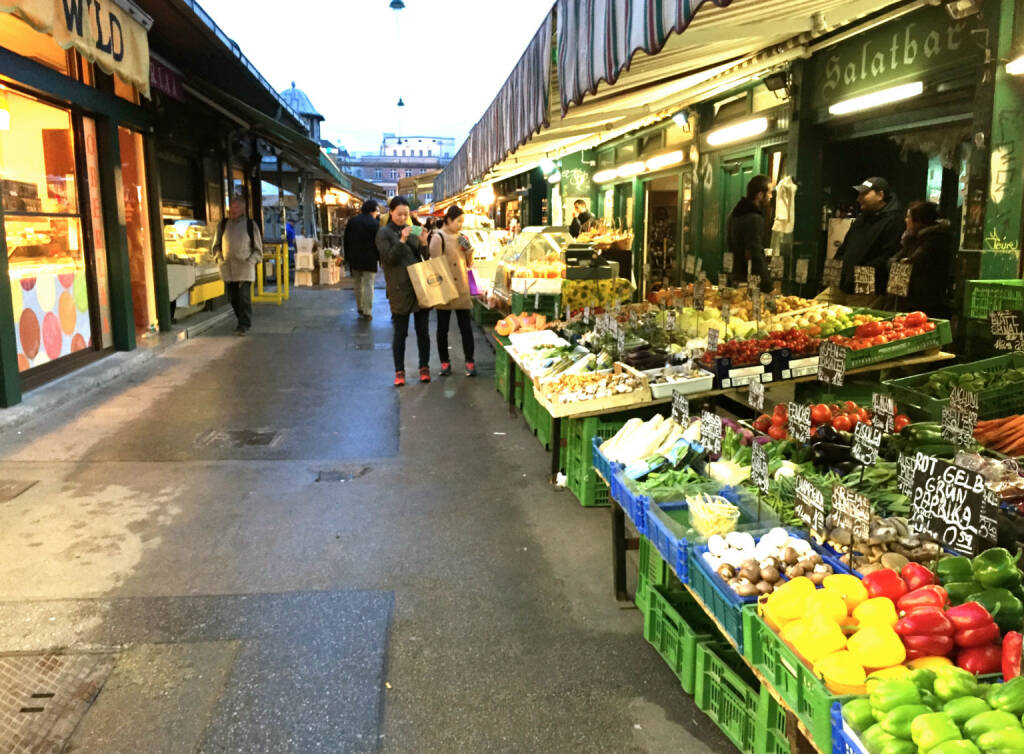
[0,287,732,752]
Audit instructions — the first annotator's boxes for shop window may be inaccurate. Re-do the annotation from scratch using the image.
[114,75,138,104]
[0,14,72,77]
[4,90,95,371]
[118,127,156,334]
[597,150,615,169]
[640,132,664,156]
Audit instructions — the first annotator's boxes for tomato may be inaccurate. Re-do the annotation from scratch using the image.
[880,321,894,331]
[857,408,870,424]
[871,335,888,346]
[922,321,936,332]
[905,311,927,327]
[768,425,788,440]
[847,413,860,429]
[842,401,859,413]
[832,414,852,431]
[771,413,787,427]
[856,321,883,338]
[894,414,911,432]
[753,415,772,432]
[811,404,831,424]
[829,403,841,416]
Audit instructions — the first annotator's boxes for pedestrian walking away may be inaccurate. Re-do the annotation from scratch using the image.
[429,205,476,376]
[213,193,263,335]
[345,199,381,318]
[377,196,431,386]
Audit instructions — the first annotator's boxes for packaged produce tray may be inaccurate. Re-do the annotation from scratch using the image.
[883,352,1024,421]
[533,363,652,419]
[643,584,718,694]
[645,367,715,399]
[694,641,762,754]
[965,278,1024,321]
[837,317,951,370]
[702,352,774,390]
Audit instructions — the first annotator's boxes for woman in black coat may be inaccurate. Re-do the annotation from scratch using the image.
[894,201,953,318]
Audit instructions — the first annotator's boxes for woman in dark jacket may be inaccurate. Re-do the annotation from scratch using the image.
[376,196,430,386]
[895,201,953,318]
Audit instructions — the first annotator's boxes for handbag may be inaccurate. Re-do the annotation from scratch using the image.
[467,268,481,297]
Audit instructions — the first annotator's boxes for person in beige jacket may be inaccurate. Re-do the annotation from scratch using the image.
[429,205,476,376]
[212,193,263,335]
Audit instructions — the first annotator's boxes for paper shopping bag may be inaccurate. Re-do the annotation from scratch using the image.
[408,257,459,308]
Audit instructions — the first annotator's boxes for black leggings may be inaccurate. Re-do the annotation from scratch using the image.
[437,309,474,363]
[392,310,431,371]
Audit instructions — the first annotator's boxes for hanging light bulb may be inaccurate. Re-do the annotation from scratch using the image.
[397,97,405,107]
[389,0,405,8]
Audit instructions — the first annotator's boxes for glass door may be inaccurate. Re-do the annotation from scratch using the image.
[118,127,156,334]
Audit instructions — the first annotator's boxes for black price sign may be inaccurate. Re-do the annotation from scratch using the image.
[723,252,734,274]
[718,273,729,289]
[831,484,871,541]
[666,310,676,331]
[748,380,765,412]
[795,475,826,534]
[887,262,912,297]
[897,453,915,496]
[721,303,731,325]
[701,410,722,456]
[852,422,883,466]
[909,452,992,556]
[817,340,847,387]
[941,387,978,447]
[788,402,812,443]
[854,266,876,295]
[795,258,809,284]
[748,274,762,294]
[823,259,843,287]
[990,310,1024,352]
[671,390,690,424]
[872,393,895,433]
[707,327,720,353]
[752,441,769,494]
[694,278,706,312]
[770,254,784,280]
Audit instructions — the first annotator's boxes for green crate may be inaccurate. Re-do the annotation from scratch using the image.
[495,347,510,399]
[755,690,789,754]
[643,585,718,693]
[568,463,611,507]
[511,291,562,319]
[837,318,952,370]
[694,641,761,754]
[964,319,1000,360]
[884,353,1024,421]
[635,537,676,614]
[472,299,502,326]
[742,607,849,754]
[965,279,1024,321]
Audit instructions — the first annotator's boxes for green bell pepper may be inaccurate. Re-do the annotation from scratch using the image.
[922,689,942,711]
[946,581,983,606]
[977,726,1024,753]
[972,548,1022,590]
[911,712,963,752]
[911,669,938,693]
[944,696,992,726]
[872,679,923,714]
[844,698,876,734]
[987,677,1024,716]
[939,556,976,584]
[863,723,899,754]
[882,704,933,739]
[934,667,981,702]
[967,588,1024,634]
[879,740,916,754]
[928,741,981,754]
[963,710,1021,742]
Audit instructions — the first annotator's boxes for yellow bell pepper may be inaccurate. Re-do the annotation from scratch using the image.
[795,615,848,664]
[906,656,954,670]
[766,576,817,622]
[805,589,849,624]
[852,597,899,628]
[815,650,868,695]
[823,574,869,613]
[848,623,907,669]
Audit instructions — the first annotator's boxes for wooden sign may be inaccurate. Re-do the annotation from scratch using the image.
[852,422,884,466]
[817,341,847,387]
[887,262,912,297]
[854,266,876,295]
[990,310,1024,352]
[795,475,826,534]
[823,259,843,287]
[701,410,722,456]
[831,484,871,541]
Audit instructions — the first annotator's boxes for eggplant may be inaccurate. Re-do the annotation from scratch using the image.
[815,425,839,442]
[811,441,855,465]
[833,460,860,476]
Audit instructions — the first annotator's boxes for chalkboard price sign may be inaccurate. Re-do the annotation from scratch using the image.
[795,258,810,284]
[823,259,843,287]
[701,410,722,456]
[990,310,1024,352]
[748,380,765,412]
[872,393,895,433]
[854,266,876,295]
[707,327,720,353]
[770,254,785,280]
[685,255,696,275]
[897,453,915,496]
[723,252,734,275]
[748,274,762,294]
[671,390,690,425]
[831,484,871,542]
[818,340,847,387]
[909,452,990,556]
[795,475,826,534]
[852,422,884,466]
[942,387,978,447]
[788,402,812,443]
[718,273,729,290]
[666,310,676,332]
[887,262,912,297]
[721,302,731,325]
[752,441,769,494]
[694,278,706,312]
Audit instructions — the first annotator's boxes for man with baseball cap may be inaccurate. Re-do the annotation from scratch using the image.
[834,177,904,306]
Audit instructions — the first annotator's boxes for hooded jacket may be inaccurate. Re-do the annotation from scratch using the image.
[377,221,427,315]
[344,212,381,272]
[726,197,772,292]
[835,196,904,294]
[898,220,953,318]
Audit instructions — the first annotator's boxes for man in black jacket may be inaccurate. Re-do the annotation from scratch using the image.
[344,199,381,318]
[569,200,593,238]
[726,175,774,293]
[835,177,904,306]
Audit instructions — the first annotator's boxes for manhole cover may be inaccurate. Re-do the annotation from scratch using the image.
[0,481,37,503]
[0,652,116,753]
[315,465,371,483]
[194,429,283,448]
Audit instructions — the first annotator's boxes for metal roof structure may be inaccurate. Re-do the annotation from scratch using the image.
[281,82,325,121]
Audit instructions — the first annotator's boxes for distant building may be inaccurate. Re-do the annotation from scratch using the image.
[339,134,455,199]
[398,169,442,206]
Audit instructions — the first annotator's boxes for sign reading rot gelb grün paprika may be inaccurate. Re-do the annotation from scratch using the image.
[909,452,989,556]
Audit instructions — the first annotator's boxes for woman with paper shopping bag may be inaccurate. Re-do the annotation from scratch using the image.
[429,205,477,376]
[377,196,432,386]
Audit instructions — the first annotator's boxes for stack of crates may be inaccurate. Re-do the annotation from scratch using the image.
[493,346,523,408]
[565,407,660,507]
[295,245,315,287]
[962,279,1024,358]
[510,291,562,320]
[472,299,502,327]
[318,256,340,285]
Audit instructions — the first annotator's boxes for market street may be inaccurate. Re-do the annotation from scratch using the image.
[0,287,733,753]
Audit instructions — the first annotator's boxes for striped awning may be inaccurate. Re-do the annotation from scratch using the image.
[557,0,732,115]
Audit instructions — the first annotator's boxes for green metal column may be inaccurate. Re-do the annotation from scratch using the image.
[144,132,172,332]
[632,177,645,298]
[787,59,826,298]
[96,116,136,351]
[0,203,22,407]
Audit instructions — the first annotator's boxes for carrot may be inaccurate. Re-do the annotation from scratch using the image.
[995,425,1024,452]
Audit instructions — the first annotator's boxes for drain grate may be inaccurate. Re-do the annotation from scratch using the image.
[0,653,116,753]
[346,342,391,351]
[194,429,283,449]
[0,481,37,504]
[315,465,371,483]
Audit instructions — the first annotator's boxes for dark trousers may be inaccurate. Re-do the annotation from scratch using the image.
[392,309,430,371]
[436,308,474,363]
[226,281,252,330]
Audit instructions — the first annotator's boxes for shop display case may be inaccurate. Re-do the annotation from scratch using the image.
[162,212,223,308]
[493,226,572,299]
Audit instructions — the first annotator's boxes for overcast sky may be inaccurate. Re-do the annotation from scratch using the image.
[196,0,554,154]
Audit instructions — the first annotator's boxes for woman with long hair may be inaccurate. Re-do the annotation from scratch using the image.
[429,206,476,376]
[896,200,953,318]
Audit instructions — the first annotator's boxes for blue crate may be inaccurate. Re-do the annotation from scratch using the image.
[610,470,650,536]
[591,436,622,485]
[831,701,865,754]
[647,501,691,583]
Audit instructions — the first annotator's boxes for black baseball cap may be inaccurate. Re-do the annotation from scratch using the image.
[853,177,891,195]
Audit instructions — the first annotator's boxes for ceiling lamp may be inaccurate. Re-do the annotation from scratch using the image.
[593,169,617,183]
[944,0,980,19]
[389,0,406,9]
[547,171,561,184]
[616,161,647,178]
[705,117,769,147]
[671,111,689,129]
[1008,55,1024,76]
[397,97,405,107]
[539,157,556,175]
[645,150,684,172]
[828,81,923,116]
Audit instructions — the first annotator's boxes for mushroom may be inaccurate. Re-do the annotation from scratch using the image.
[739,564,761,583]
[880,552,909,572]
[717,564,736,581]
[760,565,780,583]
[785,564,805,579]
[755,580,774,595]
[782,547,799,566]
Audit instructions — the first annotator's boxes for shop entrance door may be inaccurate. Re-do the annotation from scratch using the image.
[642,175,681,295]
[719,158,754,260]
[118,127,157,334]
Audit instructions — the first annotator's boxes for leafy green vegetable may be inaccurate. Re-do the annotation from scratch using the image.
[920,366,1024,399]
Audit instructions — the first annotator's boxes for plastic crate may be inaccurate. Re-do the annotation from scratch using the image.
[510,291,561,319]
[690,542,749,651]
[609,469,649,534]
[964,319,1000,360]
[831,701,865,754]
[838,318,952,370]
[566,408,661,509]
[757,691,790,754]
[472,299,502,326]
[636,536,674,615]
[495,347,509,399]
[694,641,761,754]
[646,501,692,583]
[591,435,620,484]
[884,353,1024,421]
[743,607,850,754]
[643,585,718,694]
[965,279,1024,321]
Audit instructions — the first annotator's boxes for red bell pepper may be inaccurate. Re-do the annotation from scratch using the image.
[897,585,949,612]
[957,644,1002,675]
[946,602,996,631]
[901,562,937,591]
[864,569,909,602]
[1002,631,1023,680]
[955,622,1002,648]
[904,633,956,660]
[895,606,955,636]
